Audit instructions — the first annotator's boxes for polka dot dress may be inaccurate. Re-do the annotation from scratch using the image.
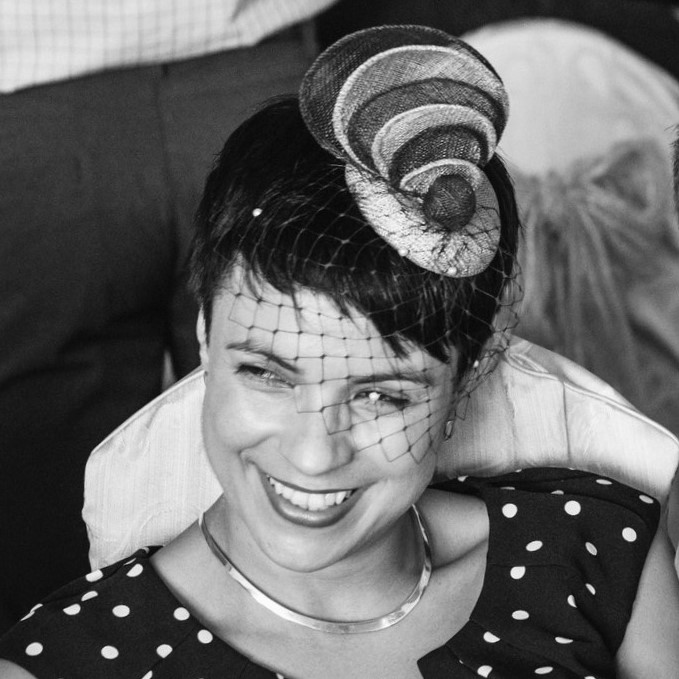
[0,468,659,678]
[420,468,660,678]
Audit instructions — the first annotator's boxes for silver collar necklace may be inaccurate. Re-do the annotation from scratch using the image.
[199,505,432,634]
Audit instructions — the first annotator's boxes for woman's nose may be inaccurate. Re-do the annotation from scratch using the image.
[283,402,355,476]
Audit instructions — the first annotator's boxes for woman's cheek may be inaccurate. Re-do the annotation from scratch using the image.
[204,383,285,458]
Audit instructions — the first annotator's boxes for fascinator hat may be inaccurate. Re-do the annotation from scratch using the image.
[299,24,509,277]
[190,25,519,468]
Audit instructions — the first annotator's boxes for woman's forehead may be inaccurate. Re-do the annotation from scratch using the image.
[213,271,442,372]
[216,285,390,361]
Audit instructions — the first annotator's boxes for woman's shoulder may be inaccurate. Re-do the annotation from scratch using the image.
[426,467,664,663]
[425,466,661,567]
[432,466,660,517]
[419,486,489,567]
[0,659,39,679]
[0,544,255,677]
[0,548,187,676]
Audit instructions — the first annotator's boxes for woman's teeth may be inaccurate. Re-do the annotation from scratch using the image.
[267,476,354,511]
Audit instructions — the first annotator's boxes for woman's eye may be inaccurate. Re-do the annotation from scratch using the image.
[357,389,410,411]
[236,364,288,387]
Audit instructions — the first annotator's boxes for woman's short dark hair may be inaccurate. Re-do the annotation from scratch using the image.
[190,97,520,377]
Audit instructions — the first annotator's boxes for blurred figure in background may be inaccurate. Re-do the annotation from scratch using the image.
[464,19,679,436]
[318,0,679,80]
[0,0,336,632]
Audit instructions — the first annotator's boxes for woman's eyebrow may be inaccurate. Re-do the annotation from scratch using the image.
[225,339,300,374]
[352,369,435,387]
[227,339,438,385]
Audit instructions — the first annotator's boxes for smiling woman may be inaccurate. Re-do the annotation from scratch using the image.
[1,23,679,679]
[198,271,448,580]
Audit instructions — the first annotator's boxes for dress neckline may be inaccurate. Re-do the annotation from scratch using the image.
[141,475,492,677]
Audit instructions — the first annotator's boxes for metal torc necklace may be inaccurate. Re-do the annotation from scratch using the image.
[200,505,432,634]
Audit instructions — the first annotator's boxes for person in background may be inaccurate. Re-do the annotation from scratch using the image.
[317,0,679,80]
[461,19,679,437]
[0,0,337,633]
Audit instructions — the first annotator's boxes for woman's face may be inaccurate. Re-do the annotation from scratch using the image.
[199,269,456,573]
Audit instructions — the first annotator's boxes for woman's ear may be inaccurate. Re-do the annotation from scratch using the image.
[196,309,209,369]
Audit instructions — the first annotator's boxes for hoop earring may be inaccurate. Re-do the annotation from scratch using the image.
[443,420,454,440]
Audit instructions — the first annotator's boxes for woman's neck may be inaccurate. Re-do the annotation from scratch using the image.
[202,495,425,624]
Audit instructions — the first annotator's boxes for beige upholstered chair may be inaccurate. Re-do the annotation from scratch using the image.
[84,337,679,571]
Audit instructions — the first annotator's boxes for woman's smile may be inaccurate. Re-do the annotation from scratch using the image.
[266,473,356,510]
[261,470,362,528]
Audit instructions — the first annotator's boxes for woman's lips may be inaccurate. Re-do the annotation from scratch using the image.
[267,475,354,510]
[261,473,360,528]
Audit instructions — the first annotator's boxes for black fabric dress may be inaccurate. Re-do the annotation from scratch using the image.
[0,468,660,678]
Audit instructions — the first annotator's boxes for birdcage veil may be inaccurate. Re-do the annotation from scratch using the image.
[190,26,521,463]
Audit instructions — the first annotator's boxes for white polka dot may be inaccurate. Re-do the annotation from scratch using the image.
[639,494,654,504]
[141,673,153,679]
[564,500,581,516]
[550,490,564,496]
[21,603,43,621]
[483,631,500,643]
[81,591,98,602]
[622,527,637,542]
[512,610,529,620]
[478,666,493,677]
[197,629,213,644]
[25,642,43,656]
[535,667,553,675]
[457,475,468,482]
[555,636,573,644]
[500,486,515,491]
[101,645,119,659]
[86,569,103,582]
[586,583,596,595]
[526,540,543,552]
[510,566,526,580]
[173,607,190,621]
[252,207,263,217]
[502,503,518,518]
[124,557,137,565]
[567,594,577,608]
[63,604,81,616]
[127,563,144,577]
[156,644,173,658]
[596,479,612,486]
[586,542,598,556]
[112,605,130,618]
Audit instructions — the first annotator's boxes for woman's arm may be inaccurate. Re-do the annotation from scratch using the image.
[615,524,679,678]
[0,660,39,678]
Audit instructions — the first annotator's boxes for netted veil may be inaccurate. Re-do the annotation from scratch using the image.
[191,25,521,463]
